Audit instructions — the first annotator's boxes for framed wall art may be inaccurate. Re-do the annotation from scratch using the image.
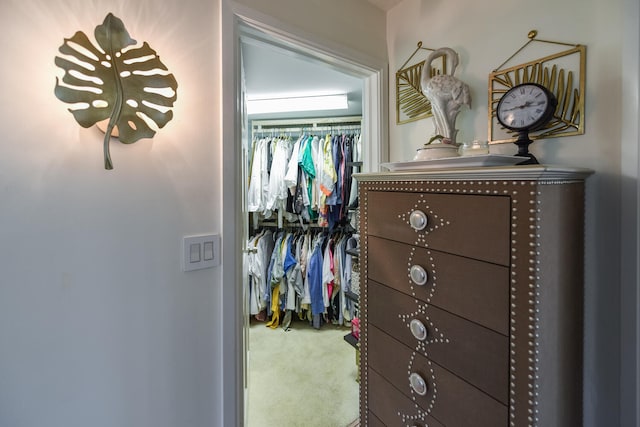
[488,31,585,145]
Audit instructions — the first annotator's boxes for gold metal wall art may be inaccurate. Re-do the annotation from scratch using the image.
[54,13,178,170]
[396,41,447,125]
[488,31,586,144]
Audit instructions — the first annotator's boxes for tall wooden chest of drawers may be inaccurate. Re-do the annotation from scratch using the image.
[356,166,592,427]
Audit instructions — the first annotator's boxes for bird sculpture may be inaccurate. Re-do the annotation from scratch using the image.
[420,47,471,144]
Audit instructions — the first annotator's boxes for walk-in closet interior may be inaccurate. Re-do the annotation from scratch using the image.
[241,29,365,427]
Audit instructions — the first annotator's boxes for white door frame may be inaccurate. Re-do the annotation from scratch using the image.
[220,2,388,425]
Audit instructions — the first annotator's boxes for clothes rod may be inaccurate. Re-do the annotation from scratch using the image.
[251,115,362,129]
[251,126,360,135]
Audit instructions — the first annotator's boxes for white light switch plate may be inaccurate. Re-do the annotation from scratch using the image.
[182,234,220,271]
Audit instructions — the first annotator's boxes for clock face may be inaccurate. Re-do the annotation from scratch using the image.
[496,83,557,131]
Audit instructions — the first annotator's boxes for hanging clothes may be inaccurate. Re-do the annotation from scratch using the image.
[246,119,361,331]
[247,129,361,229]
[264,137,293,219]
[246,229,275,320]
[247,138,269,214]
[347,134,361,208]
[247,228,358,330]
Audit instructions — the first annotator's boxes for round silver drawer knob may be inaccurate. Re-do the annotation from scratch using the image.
[410,265,428,286]
[409,372,428,396]
[409,210,428,231]
[410,319,428,341]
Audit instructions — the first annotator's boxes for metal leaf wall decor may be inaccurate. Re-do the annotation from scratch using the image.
[488,32,585,144]
[396,42,447,125]
[396,61,432,124]
[54,13,178,169]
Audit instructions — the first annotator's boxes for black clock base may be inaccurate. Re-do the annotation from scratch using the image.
[515,153,539,165]
[514,130,539,165]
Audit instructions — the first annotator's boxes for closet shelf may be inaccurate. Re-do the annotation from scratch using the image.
[251,115,361,129]
[343,332,359,349]
[345,247,360,258]
[257,220,327,230]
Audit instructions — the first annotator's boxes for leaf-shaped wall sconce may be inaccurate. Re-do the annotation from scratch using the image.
[54,13,178,170]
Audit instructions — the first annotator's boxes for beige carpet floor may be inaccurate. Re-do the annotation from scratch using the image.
[247,318,359,427]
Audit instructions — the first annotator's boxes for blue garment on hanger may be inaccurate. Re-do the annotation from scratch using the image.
[283,234,297,273]
[308,235,325,316]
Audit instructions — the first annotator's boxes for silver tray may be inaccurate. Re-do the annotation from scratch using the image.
[380,154,525,171]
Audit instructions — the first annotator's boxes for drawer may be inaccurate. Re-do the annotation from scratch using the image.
[366,191,510,265]
[368,236,509,335]
[367,324,508,426]
[368,281,508,403]
[367,368,444,427]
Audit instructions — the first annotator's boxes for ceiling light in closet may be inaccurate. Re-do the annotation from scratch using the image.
[246,94,348,115]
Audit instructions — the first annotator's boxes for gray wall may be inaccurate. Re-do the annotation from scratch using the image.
[387,0,637,425]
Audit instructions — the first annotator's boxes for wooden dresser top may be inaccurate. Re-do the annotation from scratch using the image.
[355,164,594,182]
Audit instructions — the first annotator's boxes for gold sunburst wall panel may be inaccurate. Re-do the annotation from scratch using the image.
[396,61,432,124]
[488,44,586,144]
[396,43,447,125]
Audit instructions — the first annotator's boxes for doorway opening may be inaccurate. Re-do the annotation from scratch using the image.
[221,5,388,426]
